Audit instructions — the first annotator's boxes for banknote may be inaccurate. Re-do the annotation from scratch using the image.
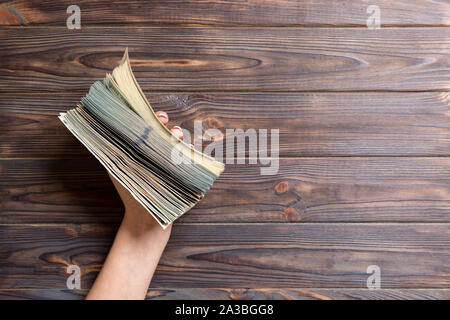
[59,49,224,228]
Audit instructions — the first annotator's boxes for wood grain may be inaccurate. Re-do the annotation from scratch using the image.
[1,158,449,224]
[1,27,450,92]
[1,0,449,26]
[1,288,449,300]
[0,223,448,289]
[1,92,449,158]
[1,0,449,300]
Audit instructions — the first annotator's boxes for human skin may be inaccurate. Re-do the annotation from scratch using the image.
[86,112,183,300]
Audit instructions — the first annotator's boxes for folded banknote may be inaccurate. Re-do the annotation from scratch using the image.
[59,49,224,228]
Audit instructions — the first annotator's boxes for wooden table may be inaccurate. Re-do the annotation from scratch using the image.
[0,1,449,300]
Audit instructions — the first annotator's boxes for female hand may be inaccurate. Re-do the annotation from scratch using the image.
[108,111,183,233]
[87,111,183,300]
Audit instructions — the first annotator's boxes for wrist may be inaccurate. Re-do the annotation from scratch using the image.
[121,208,172,244]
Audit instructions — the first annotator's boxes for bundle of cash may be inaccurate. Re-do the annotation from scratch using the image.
[59,50,224,228]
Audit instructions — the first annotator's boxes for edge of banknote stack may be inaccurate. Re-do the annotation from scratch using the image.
[59,49,225,229]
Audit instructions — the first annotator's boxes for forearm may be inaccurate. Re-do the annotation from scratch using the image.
[87,112,179,300]
[86,211,171,300]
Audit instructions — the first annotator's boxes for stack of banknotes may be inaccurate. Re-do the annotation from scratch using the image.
[59,50,224,228]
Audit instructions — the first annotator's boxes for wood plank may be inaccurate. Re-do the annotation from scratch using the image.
[1,288,449,300]
[1,0,449,27]
[1,27,450,92]
[0,223,448,289]
[1,92,449,158]
[1,158,449,224]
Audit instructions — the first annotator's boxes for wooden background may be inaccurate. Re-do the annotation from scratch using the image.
[0,0,449,300]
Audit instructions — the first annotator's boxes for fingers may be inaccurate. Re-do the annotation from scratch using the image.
[156,111,183,140]
[170,126,183,139]
[156,111,169,126]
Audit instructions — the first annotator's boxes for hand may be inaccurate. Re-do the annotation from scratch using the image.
[87,111,183,300]
[108,111,183,234]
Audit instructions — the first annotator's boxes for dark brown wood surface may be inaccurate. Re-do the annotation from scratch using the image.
[1,92,449,158]
[1,288,450,300]
[1,158,449,224]
[0,0,449,300]
[1,27,450,92]
[0,224,448,289]
[1,0,449,26]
